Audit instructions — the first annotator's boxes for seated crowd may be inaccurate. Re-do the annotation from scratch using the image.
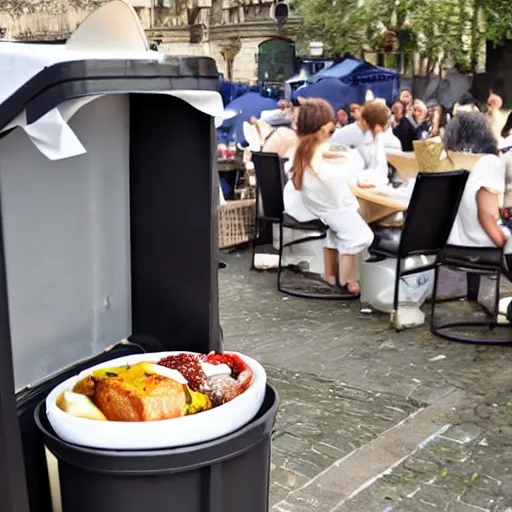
[244,90,512,297]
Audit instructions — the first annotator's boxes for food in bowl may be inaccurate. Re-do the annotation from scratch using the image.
[158,352,253,407]
[57,352,253,422]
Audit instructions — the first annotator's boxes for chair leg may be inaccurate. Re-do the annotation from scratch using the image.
[277,221,284,292]
[429,264,440,335]
[431,267,512,343]
[250,220,258,270]
[250,186,260,271]
[391,258,401,330]
[491,270,501,326]
[466,272,480,301]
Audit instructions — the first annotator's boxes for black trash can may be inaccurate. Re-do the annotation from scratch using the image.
[0,5,278,512]
[35,385,277,512]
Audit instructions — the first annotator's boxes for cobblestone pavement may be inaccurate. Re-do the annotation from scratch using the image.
[219,248,512,512]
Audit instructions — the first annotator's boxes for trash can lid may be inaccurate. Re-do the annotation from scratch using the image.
[0,49,220,133]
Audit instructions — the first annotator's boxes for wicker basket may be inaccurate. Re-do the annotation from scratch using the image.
[218,199,256,249]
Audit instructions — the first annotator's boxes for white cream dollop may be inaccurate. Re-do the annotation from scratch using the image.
[200,361,232,378]
[144,363,188,384]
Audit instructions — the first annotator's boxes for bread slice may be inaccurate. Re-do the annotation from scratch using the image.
[93,372,189,422]
[70,361,212,422]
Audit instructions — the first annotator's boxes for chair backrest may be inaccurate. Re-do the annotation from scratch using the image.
[251,152,285,222]
[398,170,469,257]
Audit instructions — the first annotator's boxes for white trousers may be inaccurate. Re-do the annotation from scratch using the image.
[322,206,374,255]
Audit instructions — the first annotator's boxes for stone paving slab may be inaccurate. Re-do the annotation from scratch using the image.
[219,248,512,511]
[266,366,420,508]
[343,422,512,511]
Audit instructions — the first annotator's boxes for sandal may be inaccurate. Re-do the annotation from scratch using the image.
[339,281,360,297]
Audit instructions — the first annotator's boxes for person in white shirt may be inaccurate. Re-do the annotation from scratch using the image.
[445,112,508,249]
[356,101,394,188]
[288,98,374,296]
[330,108,401,151]
[283,145,364,222]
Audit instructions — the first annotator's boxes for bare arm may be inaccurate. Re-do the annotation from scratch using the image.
[476,188,507,247]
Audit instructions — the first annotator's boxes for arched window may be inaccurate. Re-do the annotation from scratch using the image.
[258,38,296,84]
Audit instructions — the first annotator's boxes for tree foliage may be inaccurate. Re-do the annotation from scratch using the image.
[292,0,512,70]
[484,0,512,45]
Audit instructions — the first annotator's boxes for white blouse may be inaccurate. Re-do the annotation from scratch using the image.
[301,143,359,217]
[448,154,506,247]
[356,131,389,187]
[283,144,362,221]
[330,123,402,152]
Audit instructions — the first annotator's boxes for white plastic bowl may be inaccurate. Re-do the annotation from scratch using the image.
[46,351,266,450]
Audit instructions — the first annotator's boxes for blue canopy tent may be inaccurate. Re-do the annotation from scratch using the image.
[293,57,400,110]
[219,80,257,106]
[219,92,278,144]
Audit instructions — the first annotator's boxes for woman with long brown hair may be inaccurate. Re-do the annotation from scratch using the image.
[290,98,374,296]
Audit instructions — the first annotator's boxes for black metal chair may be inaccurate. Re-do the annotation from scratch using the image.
[251,152,352,299]
[367,171,469,325]
[430,244,512,343]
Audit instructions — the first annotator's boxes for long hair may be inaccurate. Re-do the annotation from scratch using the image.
[444,112,499,155]
[291,98,334,190]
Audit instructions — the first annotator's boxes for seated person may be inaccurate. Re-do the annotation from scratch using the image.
[250,117,298,157]
[455,92,480,114]
[356,101,393,188]
[336,106,350,128]
[331,101,402,152]
[349,102,362,123]
[391,100,417,151]
[445,112,508,250]
[427,100,446,138]
[487,93,509,142]
[408,99,431,140]
[288,97,374,296]
[399,88,414,116]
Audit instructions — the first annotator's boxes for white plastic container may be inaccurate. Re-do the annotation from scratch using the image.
[360,255,435,313]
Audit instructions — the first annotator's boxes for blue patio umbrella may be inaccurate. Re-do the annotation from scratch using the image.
[221,92,278,144]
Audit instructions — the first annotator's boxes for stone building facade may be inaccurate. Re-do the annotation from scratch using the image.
[0,0,302,83]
